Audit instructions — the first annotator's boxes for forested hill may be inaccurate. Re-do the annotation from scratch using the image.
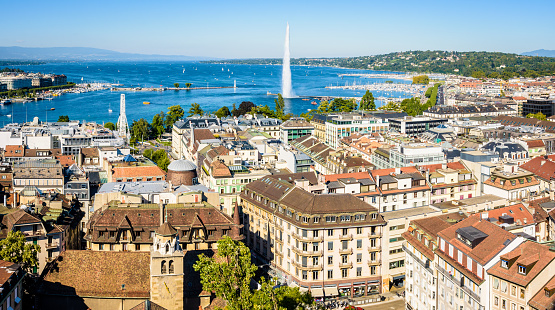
[205,51,555,79]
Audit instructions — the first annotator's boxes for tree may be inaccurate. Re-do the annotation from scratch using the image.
[185,83,192,88]
[57,115,69,122]
[0,231,40,273]
[143,148,154,159]
[151,112,166,137]
[412,75,429,85]
[188,103,204,117]
[104,122,116,131]
[527,112,547,121]
[165,105,185,129]
[131,118,151,142]
[359,90,375,110]
[233,101,256,117]
[330,98,357,112]
[317,100,331,113]
[378,101,401,111]
[215,106,231,119]
[174,83,180,88]
[194,236,257,310]
[275,94,285,118]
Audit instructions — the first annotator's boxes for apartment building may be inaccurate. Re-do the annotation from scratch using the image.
[488,241,555,310]
[12,159,64,194]
[369,167,430,213]
[323,113,388,148]
[482,164,540,201]
[372,143,445,170]
[85,201,242,252]
[289,135,333,174]
[435,215,525,310]
[420,162,478,204]
[240,175,386,299]
[403,213,467,310]
[280,118,315,144]
[0,260,24,310]
[388,116,447,136]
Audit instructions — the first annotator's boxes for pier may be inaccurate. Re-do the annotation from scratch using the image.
[110,86,236,92]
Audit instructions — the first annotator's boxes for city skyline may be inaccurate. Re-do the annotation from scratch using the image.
[3,0,555,59]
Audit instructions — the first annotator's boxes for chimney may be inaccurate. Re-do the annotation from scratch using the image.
[441,163,447,170]
[395,167,401,174]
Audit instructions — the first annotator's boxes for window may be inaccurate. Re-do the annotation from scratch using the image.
[501,259,508,268]
[313,217,320,224]
[501,281,507,293]
[312,270,319,280]
[135,244,141,251]
[494,296,499,306]
[313,230,319,238]
[327,270,333,279]
[328,256,333,265]
[356,227,362,234]
[161,260,167,274]
[493,278,499,289]
[518,265,526,275]
[357,253,362,263]
[328,229,333,236]
[357,239,362,249]
[328,242,333,251]
[341,269,348,278]
[357,267,362,276]
[520,288,525,299]
[511,285,516,296]
[342,228,348,235]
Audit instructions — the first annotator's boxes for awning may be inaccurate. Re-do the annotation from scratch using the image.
[311,288,324,297]
[392,275,405,281]
[299,286,309,293]
[324,286,339,296]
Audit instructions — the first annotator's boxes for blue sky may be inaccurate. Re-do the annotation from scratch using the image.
[3,0,554,58]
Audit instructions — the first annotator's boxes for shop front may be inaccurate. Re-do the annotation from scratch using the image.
[367,280,380,295]
[338,283,351,298]
[353,282,365,297]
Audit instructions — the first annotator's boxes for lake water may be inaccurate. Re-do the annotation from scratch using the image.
[1,61,412,125]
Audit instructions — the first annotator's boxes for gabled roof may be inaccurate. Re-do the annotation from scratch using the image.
[520,156,555,182]
[156,222,177,236]
[488,241,555,287]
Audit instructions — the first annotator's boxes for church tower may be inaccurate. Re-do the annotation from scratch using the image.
[117,94,130,142]
[150,221,184,310]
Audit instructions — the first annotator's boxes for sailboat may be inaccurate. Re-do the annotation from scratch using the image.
[183,69,185,73]
[108,101,113,113]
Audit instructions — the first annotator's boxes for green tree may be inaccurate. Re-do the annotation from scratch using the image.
[233,101,256,117]
[275,94,285,118]
[165,105,185,129]
[151,112,166,137]
[188,103,204,117]
[331,98,357,112]
[471,71,486,79]
[317,100,331,113]
[131,118,151,142]
[104,122,116,131]
[527,112,547,121]
[143,148,154,159]
[215,106,231,119]
[359,90,375,110]
[194,236,257,310]
[412,75,429,85]
[174,83,180,88]
[185,83,192,88]
[0,231,40,273]
[378,101,401,111]
[57,115,69,122]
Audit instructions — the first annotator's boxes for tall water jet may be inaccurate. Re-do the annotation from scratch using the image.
[282,22,295,98]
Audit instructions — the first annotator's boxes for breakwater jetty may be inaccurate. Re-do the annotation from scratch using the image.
[110,86,236,92]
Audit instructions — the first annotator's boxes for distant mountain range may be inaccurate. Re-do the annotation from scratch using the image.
[0,46,215,61]
[521,49,555,57]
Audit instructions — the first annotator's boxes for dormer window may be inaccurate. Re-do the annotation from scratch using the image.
[501,259,509,269]
[518,265,526,275]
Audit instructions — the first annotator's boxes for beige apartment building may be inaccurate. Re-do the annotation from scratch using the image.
[240,175,386,299]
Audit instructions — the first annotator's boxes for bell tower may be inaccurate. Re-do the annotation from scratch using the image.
[150,221,184,310]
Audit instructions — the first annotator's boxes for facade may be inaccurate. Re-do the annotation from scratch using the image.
[389,144,445,169]
[522,99,555,118]
[241,175,386,299]
[324,113,388,149]
[482,164,540,201]
[280,118,315,144]
[403,213,467,310]
[420,162,478,204]
[12,159,64,194]
[289,135,333,174]
[435,215,525,310]
[0,260,24,310]
[388,116,447,136]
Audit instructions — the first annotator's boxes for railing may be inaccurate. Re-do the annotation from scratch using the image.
[291,232,323,242]
[45,242,59,250]
[339,248,353,255]
[292,260,323,270]
[24,230,43,237]
[292,246,323,256]
[367,259,381,266]
[435,263,481,302]
[339,262,353,269]
[368,244,380,252]
[339,234,353,241]
[45,257,54,263]
[368,231,381,238]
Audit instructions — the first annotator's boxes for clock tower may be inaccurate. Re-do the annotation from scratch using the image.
[150,221,184,310]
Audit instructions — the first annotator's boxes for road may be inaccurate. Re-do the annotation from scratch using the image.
[361,299,405,310]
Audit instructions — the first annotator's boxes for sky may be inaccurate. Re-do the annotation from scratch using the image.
[3,0,555,59]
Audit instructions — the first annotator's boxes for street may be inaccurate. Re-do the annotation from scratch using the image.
[361,299,405,310]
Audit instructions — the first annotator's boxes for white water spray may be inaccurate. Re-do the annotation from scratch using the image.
[282,22,295,98]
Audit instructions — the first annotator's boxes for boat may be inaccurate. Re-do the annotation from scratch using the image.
[6,114,11,118]
[302,98,310,101]
[311,101,318,105]
[143,101,150,105]
[50,108,55,111]
[0,99,12,106]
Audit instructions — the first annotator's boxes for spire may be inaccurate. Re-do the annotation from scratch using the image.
[117,94,130,142]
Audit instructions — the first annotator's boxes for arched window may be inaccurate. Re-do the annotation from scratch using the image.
[169,260,174,274]
[165,244,170,254]
[161,260,167,274]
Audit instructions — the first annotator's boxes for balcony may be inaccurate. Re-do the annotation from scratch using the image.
[339,262,353,269]
[339,234,353,241]
[24,230,43,238]
[339,248,353,255]
[292,246,323,256]
[45,242,59,250]
[368,231,381,238]
[291,232,323,242]
[435,263,480,303]
[292,260,323,270]
[45,257,55,263]
[368,244,380,252]
[367,259,381,266]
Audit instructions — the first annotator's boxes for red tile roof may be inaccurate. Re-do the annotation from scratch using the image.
[520,157,555,182]
[482,203,535,226]
[370,166,419,177]
[527,140,546,148]
[438,214,517,265]
[112,166,166,180]
[4,145,23,157]
[529,274,555,310]
[324,171,371,182]
[419,161,466,173]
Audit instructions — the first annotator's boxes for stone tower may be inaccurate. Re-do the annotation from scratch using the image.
[150,221,184,310]
[117,94,130,142]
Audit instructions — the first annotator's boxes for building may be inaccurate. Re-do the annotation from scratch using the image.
[435,215,525,310]
[240,175,386,298]
[326,150,373,174]
[403,213,467,310]
[85,201,242,252]
[522,99,555,118]
[289,135,333,174]
[166,159,197,186]
[104,155,166,183]
[420,162,478,204]
[12,159,64,194]
[0,164,13,207]
[423,104,516,119]
[388,116,447,136]
[0,260,24,310]
[280,118,314,144]
[482,164,540,201]
[520,155,555,194]
[369,167,430,213]
[389,143,445,169]
[488,241,555,310]
[323,113,388,149]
